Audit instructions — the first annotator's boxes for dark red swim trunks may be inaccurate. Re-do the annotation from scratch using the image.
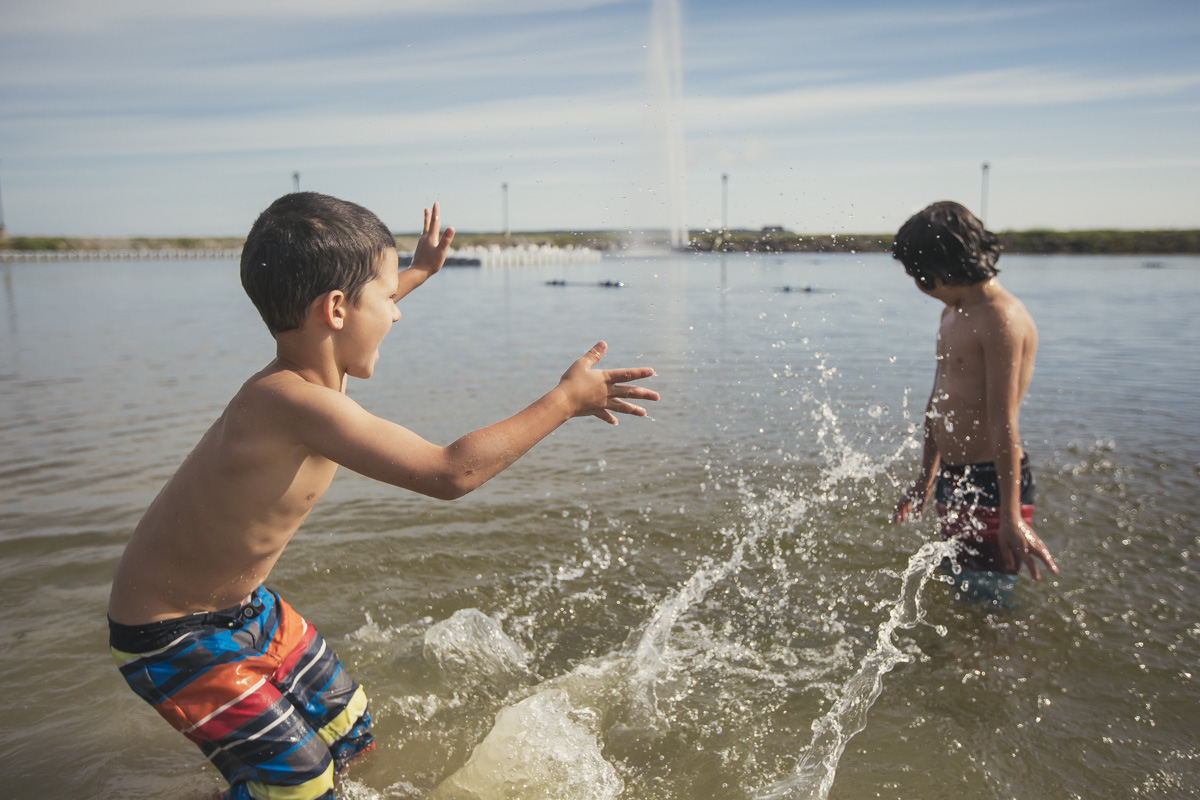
[934,454,1034,575]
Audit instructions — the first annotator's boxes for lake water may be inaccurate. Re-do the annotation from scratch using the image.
[1,251,1197,799]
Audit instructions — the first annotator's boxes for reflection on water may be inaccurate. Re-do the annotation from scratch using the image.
[0,254,1198,799]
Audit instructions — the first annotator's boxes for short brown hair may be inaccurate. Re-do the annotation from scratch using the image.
[240,193,396,335]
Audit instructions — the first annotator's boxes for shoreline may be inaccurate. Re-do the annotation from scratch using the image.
[1,227,1197,257]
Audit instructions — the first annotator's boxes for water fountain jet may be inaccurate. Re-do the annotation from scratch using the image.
[646,0,687,250]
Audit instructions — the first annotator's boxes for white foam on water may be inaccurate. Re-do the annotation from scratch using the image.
[431,686,624,800]
[424,608,531,688]
[340,776,423,800]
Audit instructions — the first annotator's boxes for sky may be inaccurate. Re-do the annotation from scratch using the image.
[1,0,1198,237]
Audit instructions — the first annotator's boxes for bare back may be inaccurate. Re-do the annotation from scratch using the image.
[108,364,339,624]
[927,280,1037,465]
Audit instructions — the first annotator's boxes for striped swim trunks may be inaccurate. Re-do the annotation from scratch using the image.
[934,454,1035,575]
[110,586,373,800]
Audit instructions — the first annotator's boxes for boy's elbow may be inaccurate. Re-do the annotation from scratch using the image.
[428,471,479,501]
[423,482,468,501]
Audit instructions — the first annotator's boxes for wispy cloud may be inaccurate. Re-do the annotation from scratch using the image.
[687,67,1200,129]
[2,0,632,32]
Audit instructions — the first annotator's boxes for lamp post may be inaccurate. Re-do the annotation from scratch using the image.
[292,172,300,192]
[980,162,990,226]
[0,159,6,240]
[501,182,509,241]
[721,173,728,235]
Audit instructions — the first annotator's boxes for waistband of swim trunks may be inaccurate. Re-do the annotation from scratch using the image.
[108,586,271,653]
[939,452,1029,476]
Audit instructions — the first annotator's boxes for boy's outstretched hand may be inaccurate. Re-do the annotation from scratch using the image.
[411,201,456,276]
[558,342,658,424]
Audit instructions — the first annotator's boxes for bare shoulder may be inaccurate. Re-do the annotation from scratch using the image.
[221,366,351,446]
[236,365,350,413]
[978,285,1036,340]
[232,365,387,451]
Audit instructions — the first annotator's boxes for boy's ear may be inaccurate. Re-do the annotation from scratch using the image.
[315,290,348,330]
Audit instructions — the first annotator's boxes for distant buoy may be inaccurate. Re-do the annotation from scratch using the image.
[543,279,627,288]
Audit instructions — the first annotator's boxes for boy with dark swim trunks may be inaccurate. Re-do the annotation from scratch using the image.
[889,201,1058,584]
[107,193,658,800]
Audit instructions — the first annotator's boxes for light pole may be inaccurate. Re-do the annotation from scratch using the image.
[293,172,300,192]
[0,159,6,240]
[721,173,729,235]
[980,162,990,226]
[501,182,509,241]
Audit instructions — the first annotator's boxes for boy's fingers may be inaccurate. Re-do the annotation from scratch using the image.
[1036,546,1059,575]
[422,207,431,235]
[1002,547,1017,574]
[581,342,608,367]
[609,383,659,400]
[1024,528,1059,576]
[1027,558,1041,581]
[604,367,656,383]
[440,227,456,250]
[594,409,618,425]
[608,398,648,416]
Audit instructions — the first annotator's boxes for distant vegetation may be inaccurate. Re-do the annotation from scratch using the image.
[994,228,1200,255]
[2,236,73,251]
[390,227,1200,255]
[3,228,1197,255]
[0,235,244,252]
[686,228,1200,255]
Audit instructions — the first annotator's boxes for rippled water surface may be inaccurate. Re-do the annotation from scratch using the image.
[1,252,1197,799]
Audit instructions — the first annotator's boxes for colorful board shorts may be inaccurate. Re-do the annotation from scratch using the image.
[109,586,373,800]
[934,454,1035,575]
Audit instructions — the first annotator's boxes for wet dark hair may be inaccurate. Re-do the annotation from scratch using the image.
[240,192,396,335]
[891,201,1000,290]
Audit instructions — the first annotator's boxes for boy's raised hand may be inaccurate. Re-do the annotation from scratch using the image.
[411,201,456,275]
[558,342,658,424]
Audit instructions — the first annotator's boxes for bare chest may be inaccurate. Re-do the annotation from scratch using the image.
[932,315,986,399]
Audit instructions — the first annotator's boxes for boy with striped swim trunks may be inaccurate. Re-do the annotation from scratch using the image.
[889,201,1058,587]
[108,193,658,799]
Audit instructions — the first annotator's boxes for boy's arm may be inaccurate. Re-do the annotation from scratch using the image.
[395,203,456,300]
[892,389,940,522]
[982,316,1058,579]
[291,343,657,500]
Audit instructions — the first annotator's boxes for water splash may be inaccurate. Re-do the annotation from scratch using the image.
[432,687,624,800]
[750,539,956,800]
[424,608,531,688]
[408,365,945,799]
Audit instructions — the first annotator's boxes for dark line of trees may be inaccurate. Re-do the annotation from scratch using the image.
[4,228,1198,255]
